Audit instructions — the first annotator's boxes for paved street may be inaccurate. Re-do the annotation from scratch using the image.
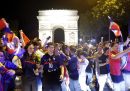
[14,80,113,91]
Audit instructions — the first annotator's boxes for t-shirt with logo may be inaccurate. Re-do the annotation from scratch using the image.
[41,53,63,84]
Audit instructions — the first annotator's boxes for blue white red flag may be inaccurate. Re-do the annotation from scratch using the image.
[108,16,122,37]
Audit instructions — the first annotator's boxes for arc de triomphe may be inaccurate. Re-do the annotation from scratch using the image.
[37,10,79,45]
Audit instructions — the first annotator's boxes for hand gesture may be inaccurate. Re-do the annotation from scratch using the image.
[7,69,15,76]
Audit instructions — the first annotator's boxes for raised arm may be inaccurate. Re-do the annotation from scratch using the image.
[111,47,130,59]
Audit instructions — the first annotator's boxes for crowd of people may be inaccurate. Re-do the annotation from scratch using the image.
[0,18,130,91]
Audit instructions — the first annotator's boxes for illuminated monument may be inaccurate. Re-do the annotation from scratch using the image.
[37,10,79,45]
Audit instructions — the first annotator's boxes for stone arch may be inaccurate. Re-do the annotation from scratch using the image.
[37,10,79,45]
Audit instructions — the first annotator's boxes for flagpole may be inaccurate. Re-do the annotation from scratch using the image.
[19,30,25,47]
[120,33,124,42]
[108,16,111,43]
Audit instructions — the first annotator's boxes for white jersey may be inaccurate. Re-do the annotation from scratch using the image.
[79,58,89,91]
[79,58,89,76]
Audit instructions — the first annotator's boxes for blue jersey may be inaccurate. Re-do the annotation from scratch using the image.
[67,55,79,80]
[41,53,63,72]
[41,53,63,84]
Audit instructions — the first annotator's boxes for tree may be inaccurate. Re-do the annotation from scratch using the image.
[90,0,130,40]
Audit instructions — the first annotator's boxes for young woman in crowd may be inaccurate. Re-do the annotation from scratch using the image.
[21,42,39,91]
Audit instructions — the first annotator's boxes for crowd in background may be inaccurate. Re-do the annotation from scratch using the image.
[0,18,130,91]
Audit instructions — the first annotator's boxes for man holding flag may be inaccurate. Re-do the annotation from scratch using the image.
[108,16,127,69]
[108,16,130,91]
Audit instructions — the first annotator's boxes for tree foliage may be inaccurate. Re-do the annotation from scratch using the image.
[91,0,130,22]
[79,0,130,42]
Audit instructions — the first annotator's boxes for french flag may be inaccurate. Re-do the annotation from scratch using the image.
[108,16,122,37]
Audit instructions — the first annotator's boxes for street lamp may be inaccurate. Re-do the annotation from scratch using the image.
[79,38,82,42]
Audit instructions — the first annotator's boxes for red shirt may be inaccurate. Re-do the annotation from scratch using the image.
[109,51,121,75]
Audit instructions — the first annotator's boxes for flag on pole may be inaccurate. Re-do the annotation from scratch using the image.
[0,18,7,30]
[108,16,122,37]
[0,18,12,37]
[0,18,9,30]
[20,30,30,47]
[5,32,17,54]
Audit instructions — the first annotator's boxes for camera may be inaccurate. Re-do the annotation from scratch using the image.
[47,36,51,40]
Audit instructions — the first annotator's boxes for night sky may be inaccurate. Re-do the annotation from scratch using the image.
[0,0,98,39]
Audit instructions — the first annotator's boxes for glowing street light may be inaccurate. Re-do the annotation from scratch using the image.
[79,38,82,42]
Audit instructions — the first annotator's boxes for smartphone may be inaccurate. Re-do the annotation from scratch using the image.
[47,36,51,40]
